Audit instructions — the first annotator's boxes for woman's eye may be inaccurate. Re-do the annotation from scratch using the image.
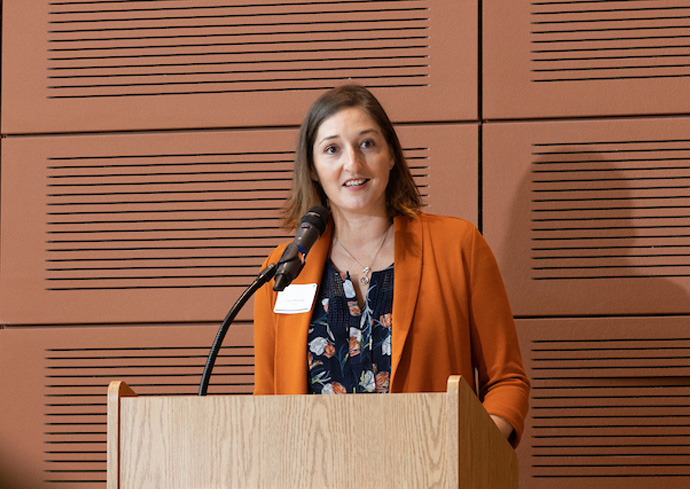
[324,145,338,155]
[361,139,376,149]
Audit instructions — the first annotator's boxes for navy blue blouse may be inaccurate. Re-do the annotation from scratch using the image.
[307,259,394,394]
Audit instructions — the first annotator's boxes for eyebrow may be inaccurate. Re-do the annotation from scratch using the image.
[317,135,338,146]
[316,128,380,147]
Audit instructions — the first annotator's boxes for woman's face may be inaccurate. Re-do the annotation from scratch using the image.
[311,107,394,219]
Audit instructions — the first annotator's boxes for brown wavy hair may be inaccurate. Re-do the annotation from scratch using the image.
[282,84,423,229]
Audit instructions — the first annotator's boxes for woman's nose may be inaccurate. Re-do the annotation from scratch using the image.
[343,145,362,172]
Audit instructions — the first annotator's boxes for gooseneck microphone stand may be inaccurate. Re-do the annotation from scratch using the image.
[198,263,277,396]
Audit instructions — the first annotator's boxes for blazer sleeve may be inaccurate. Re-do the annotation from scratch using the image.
[467,227,530,447]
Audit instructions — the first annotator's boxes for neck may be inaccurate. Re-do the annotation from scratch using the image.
[331,210,392,248]
[329,208,395,296]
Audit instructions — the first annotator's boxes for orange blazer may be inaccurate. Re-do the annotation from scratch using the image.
[253,213,530,446]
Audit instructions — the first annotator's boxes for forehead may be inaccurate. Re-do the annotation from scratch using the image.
[315,107,382,140]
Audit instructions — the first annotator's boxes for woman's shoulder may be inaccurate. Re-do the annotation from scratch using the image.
[394,212,482,254]
[414,212,480,237]
[261,239,292,266]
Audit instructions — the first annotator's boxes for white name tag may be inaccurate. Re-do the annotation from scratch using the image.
[273,283,318,314]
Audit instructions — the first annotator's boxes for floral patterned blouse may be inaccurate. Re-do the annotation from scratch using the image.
[307,259,394,394]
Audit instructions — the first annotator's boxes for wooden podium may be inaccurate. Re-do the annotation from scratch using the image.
[107,376,518,489]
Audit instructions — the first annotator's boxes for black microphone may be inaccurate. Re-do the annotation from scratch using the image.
[273,205,329,292]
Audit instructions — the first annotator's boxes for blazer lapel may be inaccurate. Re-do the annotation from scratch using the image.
[273,220,332,393]
[391,214,423,387]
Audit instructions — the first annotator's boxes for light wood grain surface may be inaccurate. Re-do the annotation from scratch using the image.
[109,377,517,489]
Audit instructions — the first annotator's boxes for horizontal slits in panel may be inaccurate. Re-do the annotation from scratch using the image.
[531,379,690,481]
[483,118,690,316]
[47,0,431,98]
[45,151,292,291]
[0,130,295,324]
[0,324,252,488]
[531,138,690,281]
[531,337,690,379]
[483,0,690,118]
[517,318,690,487]
[2,0,475,132]
[44,344,253,485]
[530,2,690,83]
[0,124,472,325]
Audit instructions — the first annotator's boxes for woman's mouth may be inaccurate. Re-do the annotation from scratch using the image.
[344,179,368,187]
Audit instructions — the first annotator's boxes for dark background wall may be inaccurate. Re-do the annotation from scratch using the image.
[1,1,689,488]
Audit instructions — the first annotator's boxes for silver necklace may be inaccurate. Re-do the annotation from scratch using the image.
[335,225,392,285]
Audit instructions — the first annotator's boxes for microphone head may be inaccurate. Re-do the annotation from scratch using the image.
[301,205,329,234]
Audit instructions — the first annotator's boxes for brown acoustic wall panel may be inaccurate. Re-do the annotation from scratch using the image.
[483,0,690,119]
[0,324,254,489]
[516,317,690,488]
[0,124,477,325]
[483,117,690,316]
[1,0,477,134]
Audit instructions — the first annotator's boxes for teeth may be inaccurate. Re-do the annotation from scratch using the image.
[345,179,366,187]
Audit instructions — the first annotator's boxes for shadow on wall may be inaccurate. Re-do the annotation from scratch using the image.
[0,453,46,489]
[501,147,690,316]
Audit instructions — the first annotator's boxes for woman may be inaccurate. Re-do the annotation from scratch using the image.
[253,85,529,446]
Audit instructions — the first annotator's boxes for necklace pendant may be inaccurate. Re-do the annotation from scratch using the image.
[333,224,392,290]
